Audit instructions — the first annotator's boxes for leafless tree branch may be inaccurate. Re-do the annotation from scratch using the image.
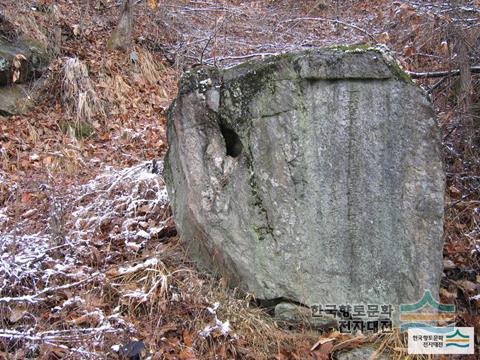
[407,65,480,79]
[282,17,378,42]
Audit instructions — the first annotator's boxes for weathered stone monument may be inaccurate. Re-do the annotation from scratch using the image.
[164,48,444,317]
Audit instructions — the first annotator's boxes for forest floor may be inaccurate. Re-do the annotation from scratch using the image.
[0,0,478,359]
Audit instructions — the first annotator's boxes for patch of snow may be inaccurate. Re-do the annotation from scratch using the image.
[0,233,56,291]
[0,208,8,223]
[216,318,230,335]
[199,302,231,338]
[53,296,85,311]
[472,243,480,255]
[117,258,159,275]
[63,296,86,307]
[69,161,169,248]
[136,230,150,240]
[199,318,230,338]
[123,290,148,302]
[207,302,220,314]
[125,241,142,252]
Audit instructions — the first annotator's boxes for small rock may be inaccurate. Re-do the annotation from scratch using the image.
[119,341,148,360]
[275,302,309,322]
[274,302,337,330]
[443,259,456,270]
[335,345,391,360]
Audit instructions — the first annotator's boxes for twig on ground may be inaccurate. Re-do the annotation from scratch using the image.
[0,273,102,304]
[0,326,120,341]
[204,52,280,64]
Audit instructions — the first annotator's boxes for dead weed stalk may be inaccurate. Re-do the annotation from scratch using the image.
[61,57,105,133]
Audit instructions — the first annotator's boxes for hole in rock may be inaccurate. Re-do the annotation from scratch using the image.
[220,124,242,158]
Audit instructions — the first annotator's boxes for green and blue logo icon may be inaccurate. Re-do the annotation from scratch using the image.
[445,329,470,348]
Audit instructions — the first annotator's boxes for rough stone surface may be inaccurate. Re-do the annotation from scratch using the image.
[164,48,445,315]
[0,84,34,115]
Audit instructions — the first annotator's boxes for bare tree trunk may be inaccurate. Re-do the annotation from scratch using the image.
[52,5,62,56]
[456,31,473,126]
[456,39,476,150]
[107,0,134,50]
[450,0,476,149]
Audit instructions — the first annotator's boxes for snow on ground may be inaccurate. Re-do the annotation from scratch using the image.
[70,160,169,245]
[0,161,172,357]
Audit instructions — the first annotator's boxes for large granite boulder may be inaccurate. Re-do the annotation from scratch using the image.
[164,48,444,315]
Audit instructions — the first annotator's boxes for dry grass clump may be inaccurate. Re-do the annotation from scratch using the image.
[61,57,105,132]
[102,234,306,358]
[201,284,319,357]
[368,330,434,360]
[99,72,132,116]
[97,48,172,118]
[113,250,318,358]
[131,47,169,98]
[134,48,165,89]
[108,257,170,315]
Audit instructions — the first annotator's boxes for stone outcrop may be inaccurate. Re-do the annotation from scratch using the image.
[0,27,49,115]
[0,38,48,87]
[164,48,445,316]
